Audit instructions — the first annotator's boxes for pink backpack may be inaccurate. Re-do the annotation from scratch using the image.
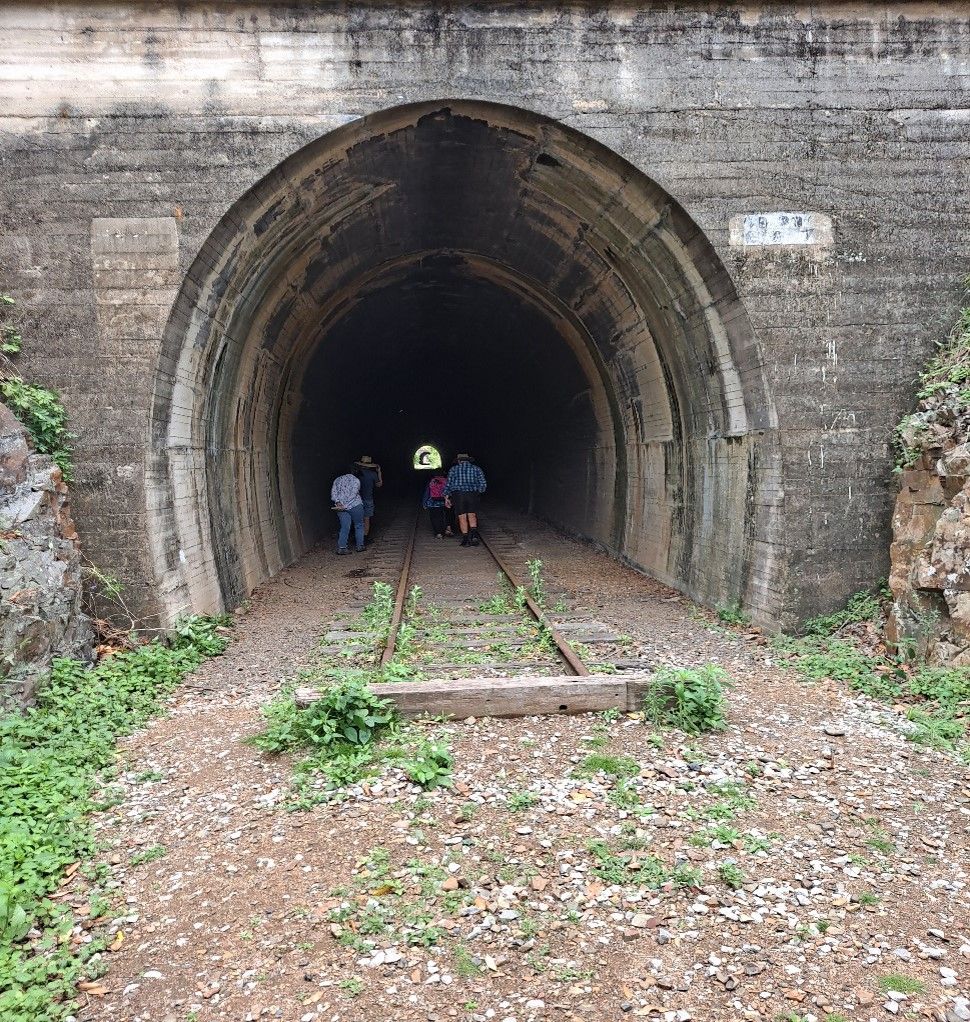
[428,475,447,500]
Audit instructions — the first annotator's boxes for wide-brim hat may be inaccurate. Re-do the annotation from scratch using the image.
[355,455,377,466]
[455,453,471,461]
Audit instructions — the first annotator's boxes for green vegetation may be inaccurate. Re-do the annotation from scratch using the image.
[129,845,167,867]
[0,379,74,481]
[527,559,546,608]
[894,286,970,470]
[0,615,230,1021]
[877,974,925,995]
[773,593,970,757]
[643,664,729,734]
[0,292,74,480]
[717,862,746,889]
[586,840,700,890]
[803,590,881,636]
[572,753,639,779]
[0,293,21,355]
[251,680,453,800]
[716,603,750,627]
[506,790,539,811]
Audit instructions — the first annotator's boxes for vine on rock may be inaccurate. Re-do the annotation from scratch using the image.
[0,290,74,480]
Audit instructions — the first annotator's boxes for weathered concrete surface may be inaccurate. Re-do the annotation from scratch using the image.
[0,401,93,708]
[1,3,969,628]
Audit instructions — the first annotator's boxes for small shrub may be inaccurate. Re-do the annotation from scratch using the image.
[251,680,395,754]
[0,378,74,480]
[643,665,729,734]
[716,604,750,626]
[718,862,746,889]
[401,739,453,789]
[905,707,965,751]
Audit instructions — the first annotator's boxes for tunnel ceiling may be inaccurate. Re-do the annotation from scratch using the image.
[149,100,779,625]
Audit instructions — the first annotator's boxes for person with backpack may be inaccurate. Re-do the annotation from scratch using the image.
[444,453,487,547]
[422,471,451,537]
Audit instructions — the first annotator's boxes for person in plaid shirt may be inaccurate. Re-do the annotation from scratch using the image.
[444,453,487,547]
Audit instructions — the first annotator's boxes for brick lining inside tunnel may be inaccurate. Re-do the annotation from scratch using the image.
[147,100,781,624]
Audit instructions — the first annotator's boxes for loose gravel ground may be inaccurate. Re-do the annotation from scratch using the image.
[71,512,969,1022]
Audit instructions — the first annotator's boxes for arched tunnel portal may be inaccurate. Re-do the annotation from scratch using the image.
[148,100,780,623]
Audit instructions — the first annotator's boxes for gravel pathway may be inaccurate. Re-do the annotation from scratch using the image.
[72,515,969,1022]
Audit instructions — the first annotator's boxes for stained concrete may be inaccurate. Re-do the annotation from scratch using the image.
[1,3,969,627]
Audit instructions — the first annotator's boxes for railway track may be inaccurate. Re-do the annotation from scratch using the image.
[311,502,653,689]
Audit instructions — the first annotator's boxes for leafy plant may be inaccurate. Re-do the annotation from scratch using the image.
[803,590,881,636]
[400,739,453,789]
[718,862,746,889]
[0,615,229,1019]
[716,604,750,626]
[506,790,539,811]
[643,665,729,734]
[527,559,546,608]
[0,378,74,480]
[0,293,21,355]
[251,679,395,754]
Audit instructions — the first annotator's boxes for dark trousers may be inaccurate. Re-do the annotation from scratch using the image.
[428,506,447,535]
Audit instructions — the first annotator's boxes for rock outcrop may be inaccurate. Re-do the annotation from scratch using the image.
[887,333,970,662]
[0,400,92,708]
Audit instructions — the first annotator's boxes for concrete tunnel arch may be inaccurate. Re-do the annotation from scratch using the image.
[147,99,781,625]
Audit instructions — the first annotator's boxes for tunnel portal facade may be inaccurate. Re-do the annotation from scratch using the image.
[149,102,777,622]
[3,3,970,627]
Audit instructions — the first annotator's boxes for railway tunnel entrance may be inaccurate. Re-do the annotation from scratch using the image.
[147,100,780,625]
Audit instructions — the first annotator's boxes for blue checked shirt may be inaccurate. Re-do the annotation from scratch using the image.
[444,461,487,496]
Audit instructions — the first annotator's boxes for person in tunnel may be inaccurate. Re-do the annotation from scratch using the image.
[330,466,365,555]
[422,470,451,538]
[444,453,487,547]
[354,455,383,538]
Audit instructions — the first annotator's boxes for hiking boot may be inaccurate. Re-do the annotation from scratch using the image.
[470,531,481,546]
[460,535,470,547]
[336,548,351,555]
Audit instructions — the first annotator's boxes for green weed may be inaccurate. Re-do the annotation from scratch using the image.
[506,791,539,811]
[643,665,729,734]
[877,974,925,994]
[0,615,229,1019]
[718,862,746,889]
[716,604,750,626]
[572,754,639,779]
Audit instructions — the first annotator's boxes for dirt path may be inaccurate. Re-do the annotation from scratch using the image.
[81,516,969,1022]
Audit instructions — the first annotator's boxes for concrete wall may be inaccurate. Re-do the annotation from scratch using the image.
[1,2,969,626]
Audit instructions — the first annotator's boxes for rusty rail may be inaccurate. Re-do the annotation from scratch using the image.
[381,508,589,677]
[380,508,420,666]
[476,532,590,677]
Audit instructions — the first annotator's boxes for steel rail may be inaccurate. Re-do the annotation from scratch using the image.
[380,507,420,666]
[476,531,590,677]
[381,507,589,677]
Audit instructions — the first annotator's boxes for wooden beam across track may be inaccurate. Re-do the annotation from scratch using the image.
[298,674,653,720]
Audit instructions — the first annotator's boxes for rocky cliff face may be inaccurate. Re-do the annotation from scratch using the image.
[887,318,970,663]
[0,400,93,708]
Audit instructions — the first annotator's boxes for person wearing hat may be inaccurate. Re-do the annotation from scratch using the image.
[354,455,383,538]
[444,453,487,547]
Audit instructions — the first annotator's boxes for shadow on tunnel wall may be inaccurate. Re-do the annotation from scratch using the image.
[146,99,782,626]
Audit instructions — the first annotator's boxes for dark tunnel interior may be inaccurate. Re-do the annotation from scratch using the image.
[292,262,613,542]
